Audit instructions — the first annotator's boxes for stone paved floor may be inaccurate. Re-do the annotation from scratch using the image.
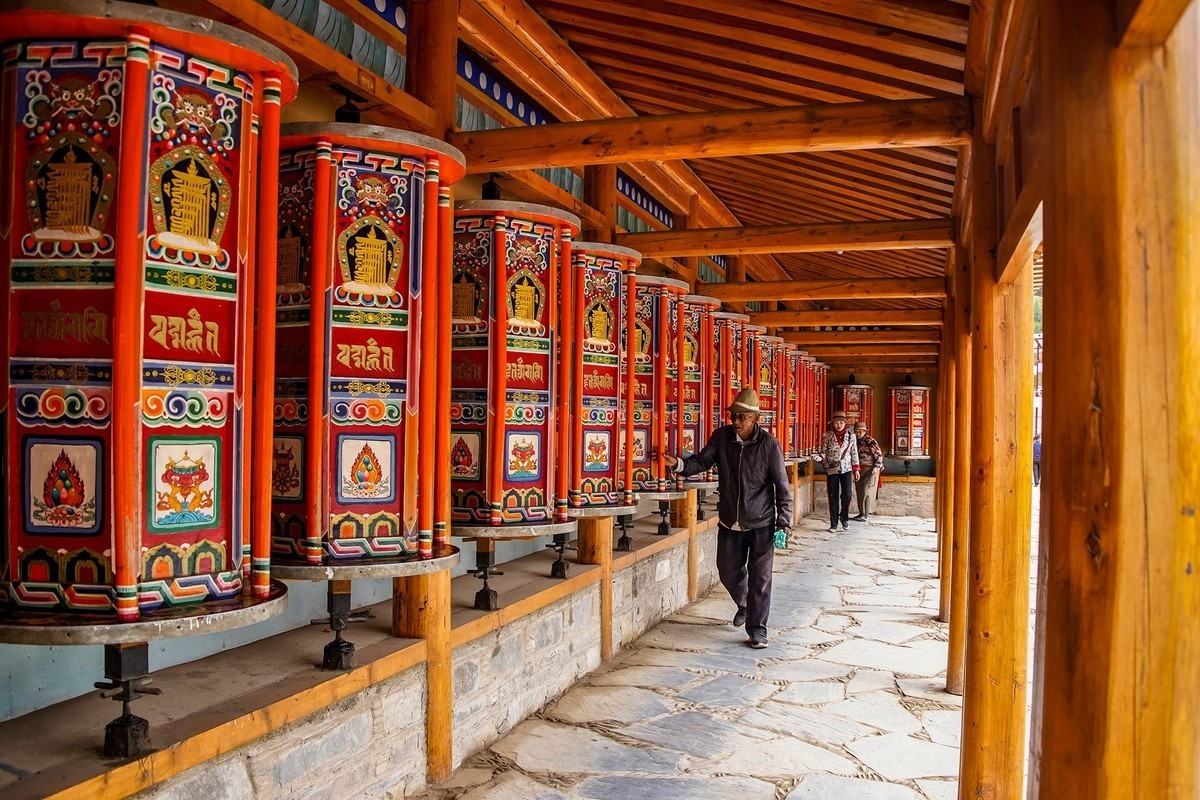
[417,513,960,800]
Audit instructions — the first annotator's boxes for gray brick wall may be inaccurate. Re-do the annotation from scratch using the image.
[610,543,690,653]
[450,585,601,768]
[137,664,427,800]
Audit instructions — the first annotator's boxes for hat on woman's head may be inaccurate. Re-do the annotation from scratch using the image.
[729,387,761,414]
[831,411,848,422]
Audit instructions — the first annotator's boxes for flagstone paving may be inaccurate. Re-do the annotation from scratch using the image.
[415,514,963,799]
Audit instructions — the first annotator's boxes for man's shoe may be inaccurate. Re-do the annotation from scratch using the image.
[827,525,838,532]
[851,514,867,522]
[841,522,851,531]
[733,607,747,627]
[748,634,768,649]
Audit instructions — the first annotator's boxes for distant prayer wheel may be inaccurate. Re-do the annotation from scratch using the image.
[270,124,466,564]
[888,384,932,459]
[831,381,874,434]
[569,242,639,511]
[710,311,749,432]
[450,201,580,526]
[783,345,807,459]
[753,333,786,441]
[631,275,689,492]
[0,2,297,620]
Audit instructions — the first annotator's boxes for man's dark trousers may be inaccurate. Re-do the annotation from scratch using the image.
[827,471,853,528]
[717,525,774,638]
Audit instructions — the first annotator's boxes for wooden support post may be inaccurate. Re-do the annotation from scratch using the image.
[670,490,700,602]
[583,164,617,243]
[946,244,972,696]
[957,132,1034,800]
[937,292,957,623]
[576,517,614,662]
[404,0,459,137]
[393,571,452,780]
[726,255,746,312]
[1033,3,1200,797]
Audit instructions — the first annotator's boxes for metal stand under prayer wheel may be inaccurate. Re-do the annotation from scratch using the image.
[269,123,466,666]
[630,275,689,537]
[0,1,296,757]
[615,514,635,552]
[450,201,581,605]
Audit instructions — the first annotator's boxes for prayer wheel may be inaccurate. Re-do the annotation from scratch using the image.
[631,275,690,494]
[753,333,786,441]
[270,123,466,565]
[680,294,719,465]
[784,345,808,460]
[711,311,750,432]
[569,242,640,513]
[888,384,932,459]
[0,0,297,620]
[831,381,874,433]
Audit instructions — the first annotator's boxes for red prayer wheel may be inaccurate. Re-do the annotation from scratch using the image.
[753,333,786,441]
[270,124,466,565]
[680,295,719,454]
[449,201,580,527]
[888,384,932,459]
[831,382,874,434]
[631,275,689,493]
[710,311,750,432]
[783,345,806,459]
[569,241,640,512]
[0,2,297,620]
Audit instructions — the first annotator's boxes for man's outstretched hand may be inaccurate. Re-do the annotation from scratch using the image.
[656,451,679,468]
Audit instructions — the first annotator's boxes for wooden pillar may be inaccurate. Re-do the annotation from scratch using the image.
[946,244,972,695]
[399,0,458,783]
[670,490,699,601]
[957,130,1034,800]
[727,255,746,312]
[583,164,617,243]
[937,292,957,623]
[577,517,614,661]
[1034,4,1200,797]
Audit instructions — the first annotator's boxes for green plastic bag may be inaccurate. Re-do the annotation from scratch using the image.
[773,528,788,549]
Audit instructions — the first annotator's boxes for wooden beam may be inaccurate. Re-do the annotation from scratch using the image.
[746,309,944,328]
[817,355,938,364]
[804,344,940,358]
[958,131,1033,799]
[617,218,954,258]
[782,329,942,345]
[1116,0,1192,45]
[1034,3,1200,797]
[703,277,946,304]
[450,98,973,173]
[996,169,1044,283]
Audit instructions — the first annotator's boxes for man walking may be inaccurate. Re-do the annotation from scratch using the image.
[851,420,884,522]
[662,387,791,649]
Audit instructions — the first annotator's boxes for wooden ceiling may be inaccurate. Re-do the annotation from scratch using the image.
[525,0,968,297]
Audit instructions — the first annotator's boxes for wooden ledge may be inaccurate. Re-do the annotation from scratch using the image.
[808,474,938,484]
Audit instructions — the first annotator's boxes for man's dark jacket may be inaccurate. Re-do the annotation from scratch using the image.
[678,424,792,532]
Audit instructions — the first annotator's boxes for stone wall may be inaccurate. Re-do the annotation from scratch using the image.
[610,542,690,653]
[138,665,427,800]
[450,585,601,769]
[812,478,936,519]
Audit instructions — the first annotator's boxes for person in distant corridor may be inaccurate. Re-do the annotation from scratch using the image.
[815,411,859,532]
[851,420,884,522]
[1033,434,1042,486]
[662,387,791,649]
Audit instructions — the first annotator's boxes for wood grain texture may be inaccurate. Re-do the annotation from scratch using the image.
[576,516,614,661]
[946,243,972,696]
[747,309,943,328]
[618,219,954,258]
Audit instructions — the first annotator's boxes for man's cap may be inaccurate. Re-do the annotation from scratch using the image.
[729,387,760,414]
[853,420,867,430]
[831,410,848,422]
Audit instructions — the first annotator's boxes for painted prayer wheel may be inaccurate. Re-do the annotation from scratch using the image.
[831,382,874,433]
[800,355,818,455]
[710,311,750,432]
[784,345,807,459]
[631,275,689,493]
[679,295,719,458]
[270,124,466,565]
[0,1,297,620]
[450,201,581,527]
[569,242,640,512]
[888,384,932,459]
[753,333,786,441]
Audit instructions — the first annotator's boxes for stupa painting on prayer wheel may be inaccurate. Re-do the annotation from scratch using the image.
[0,0,297,620]
[630,275,689,494]
[271,124,467,564]
[449,201,580,527]
[568,242,640,514]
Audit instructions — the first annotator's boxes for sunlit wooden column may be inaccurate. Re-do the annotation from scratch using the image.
[670,489,699,601]
[1034,3,1200,797]
[957,128,1035,800]
[395,0,459,783]
[576,517,614,661]
[937,291,957,623]
[946,243,972,695]
[583,164,617,243]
